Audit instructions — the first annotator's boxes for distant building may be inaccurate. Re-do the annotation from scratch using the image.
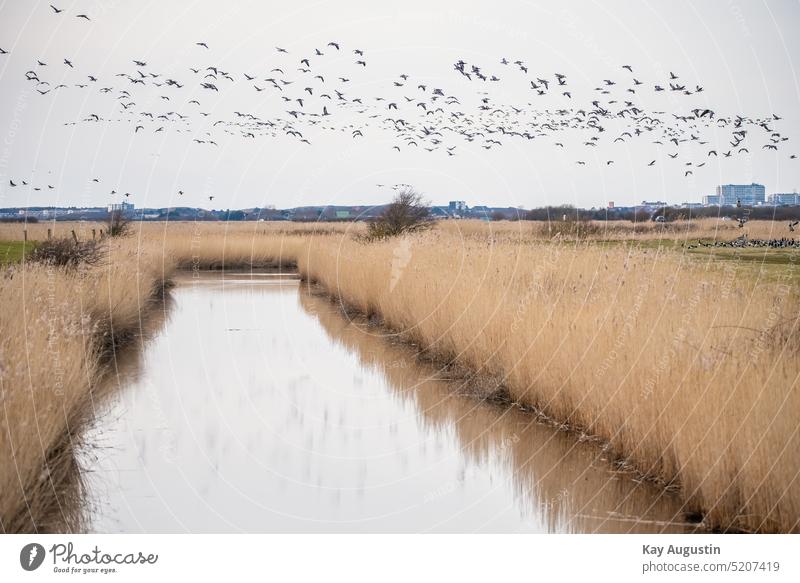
[108,201,134,214]
[715,183,765,206]
[702,194,720,206]
[767,192,800,206]
[448,200,467,215]
[639,200,667,209]
[607,201,615,209]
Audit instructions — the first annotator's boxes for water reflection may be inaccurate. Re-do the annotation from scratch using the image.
[87,272,693,533]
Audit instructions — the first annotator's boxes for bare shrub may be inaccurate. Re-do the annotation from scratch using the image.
[28,237,104,268]
[106,210,132,237]
[364,188,434,241]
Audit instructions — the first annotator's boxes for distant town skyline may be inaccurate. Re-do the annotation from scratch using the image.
[4,181,800,225]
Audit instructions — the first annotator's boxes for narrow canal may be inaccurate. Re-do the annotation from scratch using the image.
[86,272,692,533]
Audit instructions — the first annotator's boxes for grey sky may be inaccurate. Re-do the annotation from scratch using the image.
[0,0,798,210]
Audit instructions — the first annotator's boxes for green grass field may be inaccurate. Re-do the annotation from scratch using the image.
[686,245,800,266]
[599,238,799,266]
[0,241,36,265]
[591,239,800,284]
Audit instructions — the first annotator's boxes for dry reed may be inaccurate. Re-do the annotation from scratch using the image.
[297,228,800,533]
[0,240,174,531]
[2,219,798,532]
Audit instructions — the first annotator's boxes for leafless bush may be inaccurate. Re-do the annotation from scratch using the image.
[363,188,434,241]
[28,238,104,268]
[106,210,132,238]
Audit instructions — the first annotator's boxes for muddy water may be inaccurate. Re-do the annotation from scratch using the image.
[86,272,693,533]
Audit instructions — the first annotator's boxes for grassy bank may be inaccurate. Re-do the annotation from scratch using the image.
[296,228,800,533]
[2,218,798,532]
[0,240,175,531]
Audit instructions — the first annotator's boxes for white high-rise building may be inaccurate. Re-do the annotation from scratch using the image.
[715,184,765,206]
[767,192,800,206]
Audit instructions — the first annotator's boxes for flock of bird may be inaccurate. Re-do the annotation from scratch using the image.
[1,4,797,204]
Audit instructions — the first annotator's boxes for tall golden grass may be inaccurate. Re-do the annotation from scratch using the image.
[0,240,174,531]
[300,289,694,533]
[2,219,798,532]
[436,217,797,242]
[2,216,793,245]
[297,228,800,533]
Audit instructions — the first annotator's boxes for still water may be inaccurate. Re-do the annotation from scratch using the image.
[87,272,692,533]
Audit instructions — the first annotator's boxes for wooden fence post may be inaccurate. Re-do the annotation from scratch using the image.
[47,228,52,240]
[92,229,96,240]
[71,230,78,244]
[23,229,27,243]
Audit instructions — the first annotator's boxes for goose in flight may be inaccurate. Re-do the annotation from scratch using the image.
[196,42,209,49]
[50,4,63,13]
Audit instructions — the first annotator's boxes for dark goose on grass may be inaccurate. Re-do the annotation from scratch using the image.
[85,271,693,533]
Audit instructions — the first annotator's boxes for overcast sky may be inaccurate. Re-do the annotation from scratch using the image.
[0,0,799,210]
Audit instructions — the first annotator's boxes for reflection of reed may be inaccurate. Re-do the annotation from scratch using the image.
[14,293,174,533]
[299,286,694,533]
